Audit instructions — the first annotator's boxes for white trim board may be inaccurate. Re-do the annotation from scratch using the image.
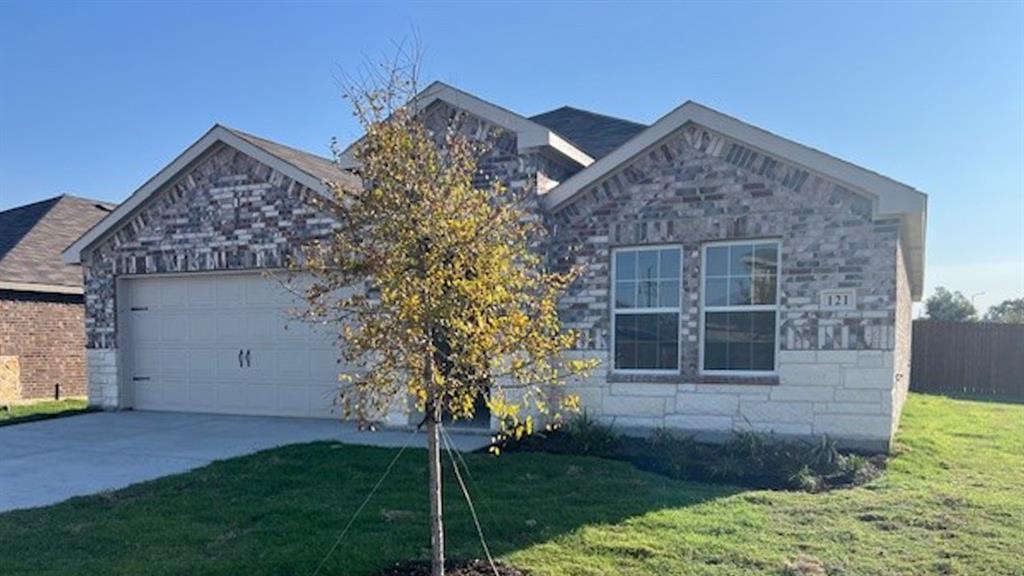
[0,281,83,295]
[336,81,595,170]
[62,125,336,265]
[540,101,928,300]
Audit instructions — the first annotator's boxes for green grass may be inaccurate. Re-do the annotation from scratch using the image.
[0,398,90,427]
[1,394,1021,575]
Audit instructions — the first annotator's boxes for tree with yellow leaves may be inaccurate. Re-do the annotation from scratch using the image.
[297,54,596,576]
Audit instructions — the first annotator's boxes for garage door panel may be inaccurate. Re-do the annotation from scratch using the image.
[216,311,250,342]
[133,347,161,377]
[136,379,188,408]
[274,348,310,379]
[131,311,162,344]
[188,313,219,343]
[216,277,246,306]
[160,349,188,378]
[189,381,218,408]
[160,314,189,343]
[158,278,190,307]
[187,348,218,379]
[187,279,218,307]
[127,273,348,417]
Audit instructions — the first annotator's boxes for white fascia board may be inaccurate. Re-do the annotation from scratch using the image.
[62,125,331,264]
[542,100,928,298]
[337,81,594,170]
[0,281,83,295]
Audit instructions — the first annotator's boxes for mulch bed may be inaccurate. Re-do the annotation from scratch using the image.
[372,559,528,576]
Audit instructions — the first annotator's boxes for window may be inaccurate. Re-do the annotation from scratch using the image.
[612,246,681,371]
[701,240,779,374]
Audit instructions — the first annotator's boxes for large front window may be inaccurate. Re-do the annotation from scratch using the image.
[701,240,780,374]
[612,247,681,371]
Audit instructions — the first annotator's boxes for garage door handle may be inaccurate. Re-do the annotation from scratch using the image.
[238,349,244,368]
[245,349,251,368]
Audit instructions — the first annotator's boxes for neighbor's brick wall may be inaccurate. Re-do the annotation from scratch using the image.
[0,293,87,399]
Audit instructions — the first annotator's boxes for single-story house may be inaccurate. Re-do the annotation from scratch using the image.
[62,82,926,450]
[1,194,115,401]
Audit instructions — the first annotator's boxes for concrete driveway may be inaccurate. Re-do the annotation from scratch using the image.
[0,411,490,513]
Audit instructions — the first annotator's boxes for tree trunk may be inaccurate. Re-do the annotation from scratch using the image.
[427,399,445,576]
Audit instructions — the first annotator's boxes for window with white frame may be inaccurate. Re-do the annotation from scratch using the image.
[701,240,780,373]
[612,246,681,371]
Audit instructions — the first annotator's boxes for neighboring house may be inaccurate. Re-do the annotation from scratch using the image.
[0,195,115,400]
[62,82,927,451]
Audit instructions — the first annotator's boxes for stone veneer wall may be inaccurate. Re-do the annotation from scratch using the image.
[891,240,913,435]
[548,122,903,450]
[0,291,87,399]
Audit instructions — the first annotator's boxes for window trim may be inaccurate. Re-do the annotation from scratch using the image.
[610,244,683,375]
[699,238,782,377]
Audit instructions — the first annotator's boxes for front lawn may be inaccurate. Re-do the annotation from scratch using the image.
[1,394,1021,575]
[0,398,90,427]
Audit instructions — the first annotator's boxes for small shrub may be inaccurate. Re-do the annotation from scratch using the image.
[789,465,823,492]
[804,435,841,474]
[833,453,880,486]
[497,421,885,492]
[559,411,618,457]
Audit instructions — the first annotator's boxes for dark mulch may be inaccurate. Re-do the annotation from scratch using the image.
[372,559,527,576]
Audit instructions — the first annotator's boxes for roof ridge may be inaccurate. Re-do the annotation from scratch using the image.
[531,105,646,128]
[56,193,117,210]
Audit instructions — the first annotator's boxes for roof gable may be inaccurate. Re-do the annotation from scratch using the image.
[337,82,595,169]
[542,101,928,299]
[529,106,646,159]
[0,195,114,291]
[62,125,359,264]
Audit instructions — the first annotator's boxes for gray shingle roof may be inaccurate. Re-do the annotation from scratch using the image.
[0,195,115,289]
[223,126,362,192]
[529,106,647,159]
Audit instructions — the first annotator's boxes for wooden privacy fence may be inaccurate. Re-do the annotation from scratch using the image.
[911,320,1024,399]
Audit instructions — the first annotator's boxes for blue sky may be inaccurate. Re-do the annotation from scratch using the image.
[0,1,1021,312]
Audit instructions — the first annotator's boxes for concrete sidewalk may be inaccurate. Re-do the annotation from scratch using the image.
[0,411,490,513]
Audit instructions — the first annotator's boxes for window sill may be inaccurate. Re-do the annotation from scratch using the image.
[606,372,779,386]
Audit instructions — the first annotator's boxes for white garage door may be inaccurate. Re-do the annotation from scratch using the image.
[124,273,344,418]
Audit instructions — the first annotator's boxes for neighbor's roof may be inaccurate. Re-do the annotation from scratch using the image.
[63,124,361,265]
[0,194,115,293]
[530,106,647,159]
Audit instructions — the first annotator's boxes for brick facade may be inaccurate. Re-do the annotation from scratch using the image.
[78,103,918,451]
[548,122,910,450]
[0,291,87,399]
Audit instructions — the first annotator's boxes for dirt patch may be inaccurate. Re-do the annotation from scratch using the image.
[372,559,528,576]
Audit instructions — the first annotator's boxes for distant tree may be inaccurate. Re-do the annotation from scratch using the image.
[983,298,1024,323]
[924,287,978,322]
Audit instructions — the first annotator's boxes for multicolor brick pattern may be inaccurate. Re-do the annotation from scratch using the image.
[549,123,902,368]
[78,105,915,450]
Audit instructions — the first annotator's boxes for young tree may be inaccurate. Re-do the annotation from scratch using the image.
[296,57,595,576]
[924,287,978,322]
[983,297,1024,323]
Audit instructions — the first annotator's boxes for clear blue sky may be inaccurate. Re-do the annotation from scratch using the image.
[1,1,1021,313]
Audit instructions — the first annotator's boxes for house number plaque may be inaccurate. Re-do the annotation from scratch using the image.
[820,289,856,310]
